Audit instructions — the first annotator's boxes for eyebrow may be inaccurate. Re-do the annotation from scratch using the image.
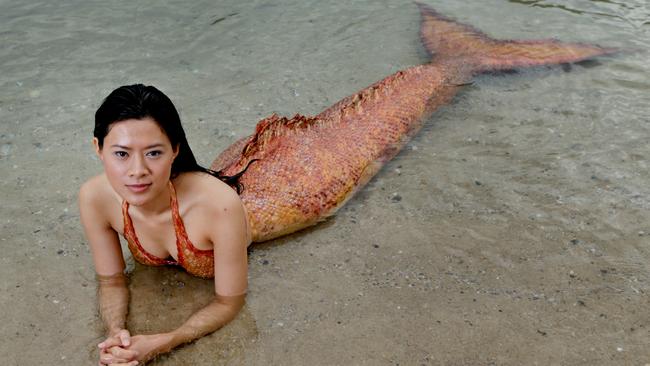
[110,143,165,150]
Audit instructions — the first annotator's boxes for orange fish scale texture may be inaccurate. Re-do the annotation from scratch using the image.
[211,3,614,243]
[214,65,452,242]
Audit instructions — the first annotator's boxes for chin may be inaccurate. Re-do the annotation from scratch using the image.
[124,180,169,206]
[124,194,149,207]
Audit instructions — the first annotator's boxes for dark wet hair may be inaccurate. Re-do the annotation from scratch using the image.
[94,84,248,193]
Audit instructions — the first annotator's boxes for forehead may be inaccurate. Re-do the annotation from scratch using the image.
[105,118,171,146]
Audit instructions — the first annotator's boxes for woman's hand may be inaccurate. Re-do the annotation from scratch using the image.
[125,333,174,363]
[98,329,138,365]
[98,331,173,365]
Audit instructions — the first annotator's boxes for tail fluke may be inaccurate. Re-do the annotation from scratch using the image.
[417,2,617,73]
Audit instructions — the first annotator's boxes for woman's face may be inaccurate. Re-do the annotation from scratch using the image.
[95,117,178,207]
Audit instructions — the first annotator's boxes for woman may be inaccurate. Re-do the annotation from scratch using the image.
[79,84,251,365]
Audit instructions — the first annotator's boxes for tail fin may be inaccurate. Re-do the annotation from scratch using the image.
[417,2,617,73]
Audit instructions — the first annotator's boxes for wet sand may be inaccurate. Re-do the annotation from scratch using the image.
[1,0,649,365]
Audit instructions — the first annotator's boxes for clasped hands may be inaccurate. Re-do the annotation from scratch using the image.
[98,329,172,366]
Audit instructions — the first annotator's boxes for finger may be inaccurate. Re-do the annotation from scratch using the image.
[118,329,131,347]
[110,346,138,360]
[100,353,124,365]
[99,348,112,364]
[100,355,132,365]
[99,349,129,365]
[98,336,123,349]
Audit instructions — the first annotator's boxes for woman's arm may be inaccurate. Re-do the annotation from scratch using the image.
[125,190,250,363]
[80,180,130,332]
[167,192,250,346]
[172,190,250,343]
[79,180,137,365]
[97,273,130,336]
[166,293,245,349]
[123,295,244,363]
[97,274,140,365]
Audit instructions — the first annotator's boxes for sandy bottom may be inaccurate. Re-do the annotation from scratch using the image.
[1,0,649,365]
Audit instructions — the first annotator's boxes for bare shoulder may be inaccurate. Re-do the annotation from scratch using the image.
[79,174,114,206]
[175,172,244,215]
[176,172,251,246]
[79,174,125,275]
[78,174,119,225]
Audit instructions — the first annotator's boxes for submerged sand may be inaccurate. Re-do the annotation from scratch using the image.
[1,0,649,365]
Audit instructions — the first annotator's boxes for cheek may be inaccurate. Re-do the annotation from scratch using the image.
[102,162,127,192]
[144,158,175,184]
[161,164,175,181]
[101,158,126,177]
[151,157,173,172]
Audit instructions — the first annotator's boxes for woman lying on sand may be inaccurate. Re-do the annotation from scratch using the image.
[80,84,251,365]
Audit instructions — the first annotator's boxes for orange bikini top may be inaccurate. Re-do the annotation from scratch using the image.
[122,181,214,278]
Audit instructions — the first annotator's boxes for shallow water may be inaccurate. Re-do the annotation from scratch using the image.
[1,0,648,365]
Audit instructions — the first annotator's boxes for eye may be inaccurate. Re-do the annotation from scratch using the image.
[146,150,162,157]
[113,151,128,159]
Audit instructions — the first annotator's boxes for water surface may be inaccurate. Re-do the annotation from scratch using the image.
[0,0,648,364]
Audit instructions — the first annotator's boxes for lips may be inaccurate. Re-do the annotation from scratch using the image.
[126,183,152,193]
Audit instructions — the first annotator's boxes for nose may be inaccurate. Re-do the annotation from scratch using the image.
[128,154,150,178]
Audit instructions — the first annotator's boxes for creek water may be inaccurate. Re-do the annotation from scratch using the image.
[0,0,648,364]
